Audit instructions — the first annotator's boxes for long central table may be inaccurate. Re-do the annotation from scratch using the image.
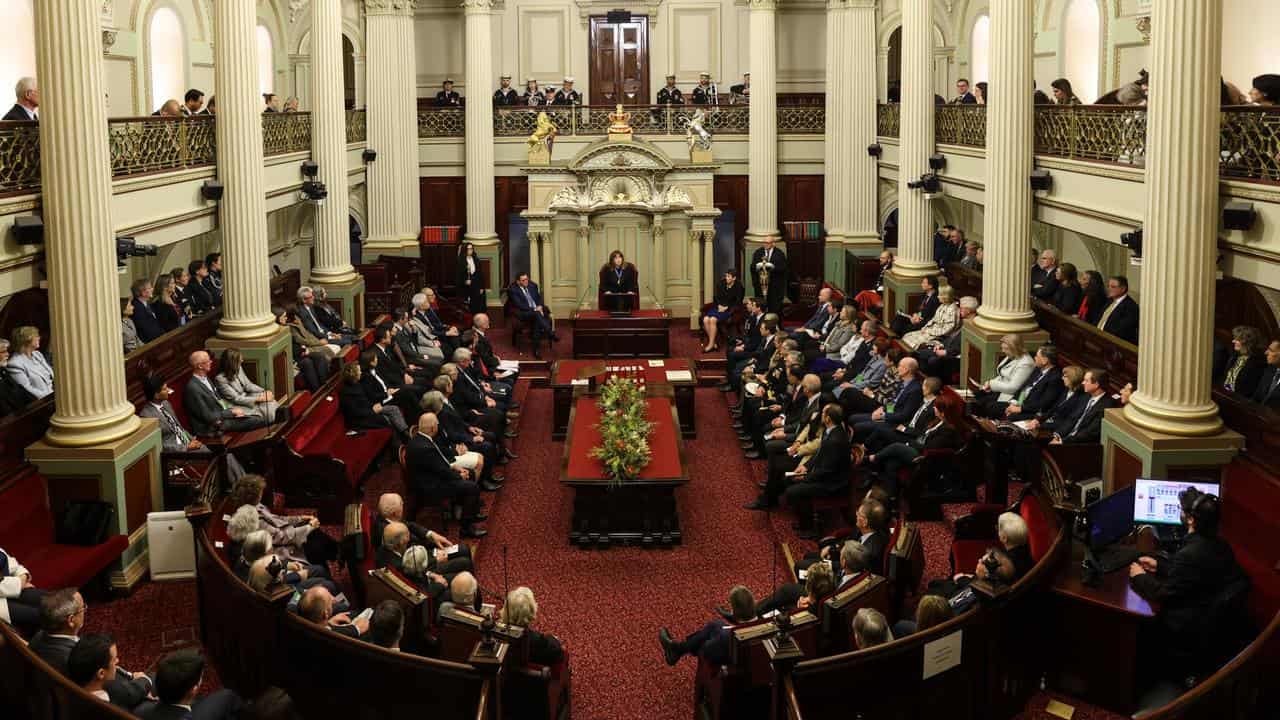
[549,359,698,439]
[561,392,689,547]
[570,309,671,358]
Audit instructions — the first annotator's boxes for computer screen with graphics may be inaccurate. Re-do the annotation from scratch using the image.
[1133,479,1221,526]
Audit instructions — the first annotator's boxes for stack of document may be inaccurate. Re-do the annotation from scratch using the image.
[666,370,694,382]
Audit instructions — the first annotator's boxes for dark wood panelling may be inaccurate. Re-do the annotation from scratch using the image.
[495,176,528,289]
[780,175,826,281]
[588,17,650,105]
[124,453,154,533]
[419,177,467,231]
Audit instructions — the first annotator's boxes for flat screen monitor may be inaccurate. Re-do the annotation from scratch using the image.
[1086,485,1136,550]
[1133,478,1220,526]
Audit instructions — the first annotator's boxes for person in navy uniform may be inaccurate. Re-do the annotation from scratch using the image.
[730,72,750,104]
[692,72,718,105]
[493,74,518,106]
[552,77,581,105]
[522,78,546,106]
[657,75,684,105]
[435,79,462,107]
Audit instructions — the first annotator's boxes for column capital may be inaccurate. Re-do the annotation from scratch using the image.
[461,0,501,13]
[827,0,877,10]
[363,0,416,17]
[747,0,779,12]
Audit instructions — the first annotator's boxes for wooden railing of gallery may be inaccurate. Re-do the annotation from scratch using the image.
[0,110,368,197]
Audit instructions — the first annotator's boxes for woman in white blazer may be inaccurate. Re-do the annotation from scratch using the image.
[6,326,54,400]
[902,285,960,349]
[982,333,1035,401]
[214,348,282,424]
[0,547,43,632]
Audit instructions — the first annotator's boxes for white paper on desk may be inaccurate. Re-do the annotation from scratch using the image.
[1012,420,1034,431]
[648,359,665,367]
[744,381,761,395]
[797,569,807,580]
[666,370,693,382]
[571,378,589,386]
[498,360,520,372]
[922,630,963,680]
[954,388,975,399]
[443,545,460,555]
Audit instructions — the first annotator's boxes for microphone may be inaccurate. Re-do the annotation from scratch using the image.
[643,284,663,311]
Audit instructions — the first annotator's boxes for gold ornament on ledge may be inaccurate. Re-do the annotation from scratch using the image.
[607,103,634,141]
[526,111,557,164]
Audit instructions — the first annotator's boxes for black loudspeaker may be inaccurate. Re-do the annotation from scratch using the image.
[1030,169,1053,191]
[362,149,377,163]
[201,180,224,201]
[1223,201,1255,231]
[12,215,43,245]
[606,10,632,23]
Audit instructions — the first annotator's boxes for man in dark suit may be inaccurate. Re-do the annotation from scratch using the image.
[1031,250,1060,300]
[862,376,942,452]
[659,586,755,667]
[720,297,765,392]
[141,649,243,720]
[297,286,354,347]
[509,272,557,357]
[890,275,941,336]
[949,78,977,104]
[405,413,486,538]
[1096,275,1140,344]
[129,278,165,343]
[790,288,835,346]
[201,253,223,306]
[435,79,462,106]
[181,89,205,115]
[3,77,38,121]
[372,493,473,573]
[1252,340,1280,407]
[1129,488,1248,678]
[978,346,1064,419]
[183,351,269,435]
[184,261,215,314]
[1051,368,1114,444]
[850,358,925,441]
[371,324,432,391]
[750,237,787,314]
[470,313,519,389]
[312,287,356,335]
[782,404,853,536]
[29,590,155,711]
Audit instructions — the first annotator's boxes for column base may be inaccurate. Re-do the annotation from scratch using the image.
[1101,408,1244,492]
[26,418,164,593]
[959,323,1050,389]
[206,327,294,398]
[362,234,413,262]
[310,275,366,329]
[882,270,928,319]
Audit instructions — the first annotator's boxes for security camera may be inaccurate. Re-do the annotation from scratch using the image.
[907,174,942,197]
[300,160,319,179]
[301,180,328,205]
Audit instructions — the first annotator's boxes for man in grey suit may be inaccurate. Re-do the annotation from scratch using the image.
[29,589,155,712]
[183,351,268,435]
[138,375,245,483]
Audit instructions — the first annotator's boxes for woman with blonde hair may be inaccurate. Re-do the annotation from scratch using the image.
[901,285,960,350]
[151,275,186,333]
[500,587,564,665]
[979,334,1034,402]
[6,325,53,400]
[893,594,953,637]
[228,474,338,573]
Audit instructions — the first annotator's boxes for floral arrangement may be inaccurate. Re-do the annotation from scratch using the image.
[589,375,653,486]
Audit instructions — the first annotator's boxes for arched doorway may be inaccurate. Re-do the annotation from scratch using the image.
[887,27,902,101]
[342,35,356,109]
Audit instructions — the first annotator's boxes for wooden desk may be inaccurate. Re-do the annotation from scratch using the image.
[1047,541,1155,714]
[570,309,671,359]
[549,359,697,439]
[561,392,688,547]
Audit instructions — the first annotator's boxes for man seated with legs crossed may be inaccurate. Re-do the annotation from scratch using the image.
[658,585,757,667]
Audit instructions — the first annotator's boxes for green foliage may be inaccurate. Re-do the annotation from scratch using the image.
[589,376,654,486]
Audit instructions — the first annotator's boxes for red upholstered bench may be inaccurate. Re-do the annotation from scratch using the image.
[949,489,1053,576]
[276,391,391,523]
[0,468,127,592]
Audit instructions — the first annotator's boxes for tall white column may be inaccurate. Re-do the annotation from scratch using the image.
[310,0,357,283]
[890,0,936,278]
[971,0,1039,334]
[395,7,420,244]
[746,0,778,242]
[33,0,140,446]
[364,0,419,254]
[464,0,497,243]
[213,0,277,341]
[1123,0,1224,437]
[825,0,880,249]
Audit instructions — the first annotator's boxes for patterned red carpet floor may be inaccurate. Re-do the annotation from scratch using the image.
[80,326,1125,719]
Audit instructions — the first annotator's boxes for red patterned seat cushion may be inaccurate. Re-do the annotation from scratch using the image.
[286,394,390,486]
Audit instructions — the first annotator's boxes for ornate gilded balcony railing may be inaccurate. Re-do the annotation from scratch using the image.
[877,103,900,138]
[418,107,466,137]
[1034,105,1148,166]
[108,115,217,178]
[0,121,41,196]
[345,108,367,143]
[934,104,987,147]
[262,111,312,156]
[427,103,756,138]
[1219,107,1280,183]
[776,105,825,134]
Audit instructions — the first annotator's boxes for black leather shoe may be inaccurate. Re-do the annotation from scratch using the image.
[739,441,755,450]
[460,525,488,539]
[744,450,763,460]
[481,480,503,492]
[508,401,521,410]
[743,499,774,511]
[503,449,519,460]
[718,384,733,392]
[658,628,679,666]
[505,429,519,438]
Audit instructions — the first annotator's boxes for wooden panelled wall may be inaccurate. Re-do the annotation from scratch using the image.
[422,175,827,293]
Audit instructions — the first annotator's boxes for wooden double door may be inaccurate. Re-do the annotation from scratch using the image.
[588,16,649,106]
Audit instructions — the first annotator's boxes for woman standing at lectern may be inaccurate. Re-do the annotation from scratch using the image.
[701,268,744,353]
[601,250,639,296]
[457,242,485,314]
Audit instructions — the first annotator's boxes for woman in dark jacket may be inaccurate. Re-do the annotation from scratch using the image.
[1077,270,1107,324]
[151,276,187,333]
[701,268,745,352]
[457,242,485,314]
[338,361,408,439]
[275,307,329,391]
[1051,263,1083,315]
[866,393,965,497]
[1216,325,1266,398]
